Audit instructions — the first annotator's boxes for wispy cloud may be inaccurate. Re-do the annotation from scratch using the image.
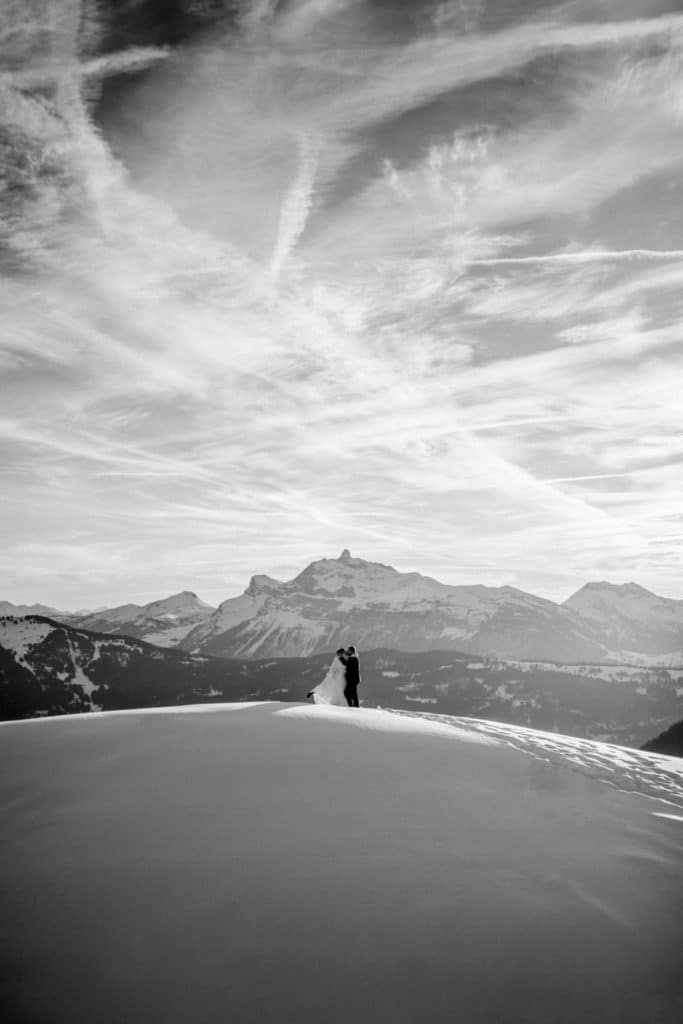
[2,1,683,605]
[3,45,170,88]
[468,249,683,266]
[270,133,320,281]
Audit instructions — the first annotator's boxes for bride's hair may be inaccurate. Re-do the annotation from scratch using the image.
[335,647,346,656]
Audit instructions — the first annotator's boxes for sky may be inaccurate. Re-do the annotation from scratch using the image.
[1,0,683,609]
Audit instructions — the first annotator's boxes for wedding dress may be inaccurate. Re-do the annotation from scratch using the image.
[309,654,347,706]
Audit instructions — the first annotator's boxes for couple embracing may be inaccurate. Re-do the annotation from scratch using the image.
[307,645,361,708]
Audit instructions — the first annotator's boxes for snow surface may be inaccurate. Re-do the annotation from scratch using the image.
[276,704,496,744]
[0,701,270,726]
[391,711,683,809]
[1,703,682,1024]
[62,635,100,708]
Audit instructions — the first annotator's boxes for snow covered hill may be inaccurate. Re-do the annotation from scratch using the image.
[564,581,683,660]
[0,616,254,718]
[182,550,607,662]
[69,590,215,646]
[1,703,681,1024]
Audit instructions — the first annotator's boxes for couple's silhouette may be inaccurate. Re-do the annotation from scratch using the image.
[307,646,361,707]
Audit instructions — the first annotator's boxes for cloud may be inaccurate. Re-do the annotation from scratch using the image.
[3,45,170,89]
[468,249,683,265]
[542,472,643,483]
[2,1,683,605]
[237,0,279,33]
[270,133,320,281]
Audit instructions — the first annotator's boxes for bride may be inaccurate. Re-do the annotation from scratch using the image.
[307,648,347,706]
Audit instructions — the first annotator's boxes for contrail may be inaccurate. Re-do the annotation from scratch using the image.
[1,46,170,89]
[270,133,320,283]
[543,472,638,483]
[468,249,683,267]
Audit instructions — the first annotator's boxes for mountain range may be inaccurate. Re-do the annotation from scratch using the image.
[4,550,683,665]
[0,601,65,618]
[68,591,215,646]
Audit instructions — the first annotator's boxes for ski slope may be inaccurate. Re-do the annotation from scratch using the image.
[1,703,682,1023]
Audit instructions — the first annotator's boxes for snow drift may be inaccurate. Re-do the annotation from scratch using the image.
[1,704,682,1023]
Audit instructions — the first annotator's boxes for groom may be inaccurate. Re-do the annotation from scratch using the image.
[342,645,361,708]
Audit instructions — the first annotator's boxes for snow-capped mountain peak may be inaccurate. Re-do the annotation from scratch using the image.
[571,581,656,599]
[5,559,683,666]
[292,551,406,599]
[181,552,605,661]
[565,581,677,613]
[564,581,683,657]
[67,591,216,647]
[143,591,214,619]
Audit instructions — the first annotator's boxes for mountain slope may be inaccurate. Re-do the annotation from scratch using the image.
[0,616,263,719]
[182,550,606,662]
[564,581,683,659]
[642,717,683,757]
[1,705,681,1024]
[70,591,215,646]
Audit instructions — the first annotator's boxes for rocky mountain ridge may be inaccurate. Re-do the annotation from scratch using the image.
[4,552,683,664]
[180,551,602,661]
[180,552,683,664]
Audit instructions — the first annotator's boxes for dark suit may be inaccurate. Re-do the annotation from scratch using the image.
[343,654,360,707]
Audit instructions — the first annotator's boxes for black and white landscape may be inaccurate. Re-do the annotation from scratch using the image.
[3,2,683,1021]
[3,551,683,745]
